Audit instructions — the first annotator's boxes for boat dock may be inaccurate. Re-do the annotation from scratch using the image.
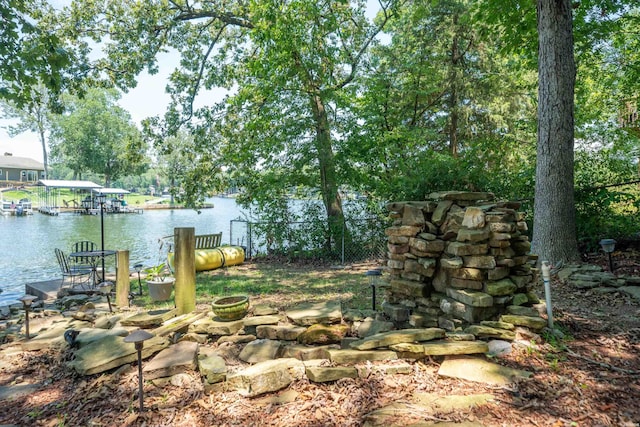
[24,279,63,301]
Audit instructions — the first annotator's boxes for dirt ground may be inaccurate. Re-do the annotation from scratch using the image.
[0,251,639,427]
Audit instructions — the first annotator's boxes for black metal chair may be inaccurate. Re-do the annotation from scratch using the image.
[55,248,93,291]
[71,241,97,264]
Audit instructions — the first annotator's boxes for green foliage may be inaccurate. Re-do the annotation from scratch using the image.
[29,0,640,259]
[144,263,171,282]
[49,88,148,185]
[574,132,640,250]
[0,0,73,107]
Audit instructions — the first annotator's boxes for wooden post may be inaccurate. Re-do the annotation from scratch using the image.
[115,250,130,307]
[174,227,196,314]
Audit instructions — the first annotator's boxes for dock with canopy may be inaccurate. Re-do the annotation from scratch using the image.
[37,180,102,216]
[36,180,142,215]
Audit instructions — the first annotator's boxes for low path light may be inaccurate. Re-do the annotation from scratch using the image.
[99,281,113,313]
[134,263,144,295]
[365,269,382,311]
[599,238,616,272]
[19,294,37,339]
[124,329,155,412]
[96,192,107,282]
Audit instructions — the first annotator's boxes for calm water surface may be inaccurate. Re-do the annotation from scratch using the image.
[0,197,247,303]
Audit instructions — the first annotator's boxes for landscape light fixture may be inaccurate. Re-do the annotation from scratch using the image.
[19,294,37,339]
[99,282,113,313]
[365,269,382,311]
[96,193,108,282]
[134,263,144,295]
[599,238,616,272]
[124,329,155,412]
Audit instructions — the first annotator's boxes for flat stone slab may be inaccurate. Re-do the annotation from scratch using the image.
[326,349,397,364]
[350,328,445,350]
[464,325,516,341]
[20,319,93,351]
[499,314,547,331]
[285,300,342,326]
[120,308,178,328]
[226,358,306,397]
[306,366,358,383]
[412,392,494,411]
[198,353,227,384]
[143,341,199,380]
[75,327,130,348]
[620,286,640,301]
[364,394,490,427]
[67,334,169,375]
[239,339,282,363]
[355,319,395,338]
[391,340,489,356]
[0,383,41,402]
[281,343,340,361]
[438,355,531,385]
[189,317,244,335]
[243,315,280,327]
[252,304,279,316]
[297,323,349,345]
[257,324,306,341]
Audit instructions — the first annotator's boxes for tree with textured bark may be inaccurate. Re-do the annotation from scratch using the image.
[531,0,580,263]
[478,0,636,263]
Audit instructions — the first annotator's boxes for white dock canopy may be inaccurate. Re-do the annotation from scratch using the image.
[38,180,102,189]
[37,179,102,215]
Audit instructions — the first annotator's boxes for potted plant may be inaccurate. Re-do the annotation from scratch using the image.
[144,263,175,301]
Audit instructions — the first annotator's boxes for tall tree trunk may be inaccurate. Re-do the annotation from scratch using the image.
[39,125,48,179]
[448,14,460,157]
[310,91,345,251]
[531,0,580,264]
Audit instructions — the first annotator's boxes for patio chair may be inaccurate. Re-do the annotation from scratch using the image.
[71,241,97,264]
[55,248,93,291]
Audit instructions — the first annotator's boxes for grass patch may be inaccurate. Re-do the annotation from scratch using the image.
[1,186,168,206]
[130,260,378,311]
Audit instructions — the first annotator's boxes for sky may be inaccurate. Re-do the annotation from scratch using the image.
[0,1,383,164]
[0,51,217,163]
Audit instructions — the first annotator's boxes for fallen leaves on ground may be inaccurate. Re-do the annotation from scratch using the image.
[1,253,640,426]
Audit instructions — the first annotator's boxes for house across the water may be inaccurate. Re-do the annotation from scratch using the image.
[0,154,45,185]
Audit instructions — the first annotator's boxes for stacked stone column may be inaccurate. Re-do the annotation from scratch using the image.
[383,191,538,330]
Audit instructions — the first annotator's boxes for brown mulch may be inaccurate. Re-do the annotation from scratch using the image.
[1,253,640,427]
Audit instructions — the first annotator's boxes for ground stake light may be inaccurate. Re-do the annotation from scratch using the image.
[134,263,144,295]
[599,238,616,272]
[99,282,113,313]
[96,193,108,282]
[365,269,382,311]
[124,329,154,412]
[19,294,37,339]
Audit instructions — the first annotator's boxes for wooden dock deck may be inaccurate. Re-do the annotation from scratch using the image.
[24,272,119,302]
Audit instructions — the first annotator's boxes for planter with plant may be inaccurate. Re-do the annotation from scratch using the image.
[144,263,175,301]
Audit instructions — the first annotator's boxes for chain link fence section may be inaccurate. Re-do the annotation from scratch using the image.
[230,216,388,264]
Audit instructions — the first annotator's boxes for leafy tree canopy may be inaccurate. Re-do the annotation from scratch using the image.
[49,88,148,186]
[0,0,78,108]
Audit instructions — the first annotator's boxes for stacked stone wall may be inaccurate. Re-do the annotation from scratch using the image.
[383,191,538,330]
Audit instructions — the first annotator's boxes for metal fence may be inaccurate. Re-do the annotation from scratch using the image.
[230,216,388,264]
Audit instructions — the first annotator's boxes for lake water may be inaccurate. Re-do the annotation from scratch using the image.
[0,196,248,304]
